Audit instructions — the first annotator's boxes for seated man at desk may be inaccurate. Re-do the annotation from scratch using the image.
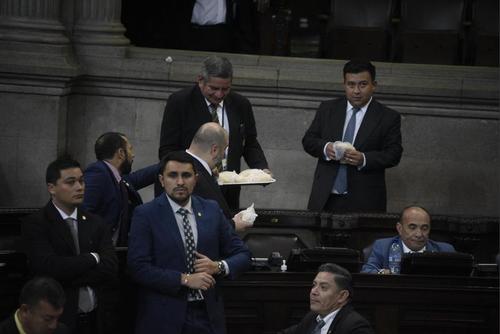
[361,206,456,274]
[281,263,373,334]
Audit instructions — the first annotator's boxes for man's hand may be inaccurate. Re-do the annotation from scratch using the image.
[232,212,250,232]
[325,142,337,160]
[343,149,363,166]
[194,252,218,275]
[181,272,215,290]
[377,269,392,275]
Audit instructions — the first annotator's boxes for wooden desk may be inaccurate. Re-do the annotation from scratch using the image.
[222,272,499,334]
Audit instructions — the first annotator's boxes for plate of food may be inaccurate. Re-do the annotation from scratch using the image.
[218,169,276,186]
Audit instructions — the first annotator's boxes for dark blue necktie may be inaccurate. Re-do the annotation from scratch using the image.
[311,319,325,334]
[333,107,360,194]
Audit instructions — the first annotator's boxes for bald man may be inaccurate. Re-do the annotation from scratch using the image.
[361,206,455,274]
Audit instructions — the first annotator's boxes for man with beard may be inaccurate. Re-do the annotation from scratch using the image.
[128,151,251,334]
[82,132,159,246]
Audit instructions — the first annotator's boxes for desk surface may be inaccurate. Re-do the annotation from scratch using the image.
[222,271,499,334]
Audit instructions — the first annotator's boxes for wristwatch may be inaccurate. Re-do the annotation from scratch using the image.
[217,261,226,276]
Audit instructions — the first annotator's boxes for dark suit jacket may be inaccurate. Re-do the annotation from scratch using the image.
[303,97,402,212]
[284,304,374,334]
[0,313,69,334]
[21,202,118,331]
[127,194,252,334]
[159,84,268,209]
[82,160,159,244]
[192,157,233,219]
[361,236,456,273]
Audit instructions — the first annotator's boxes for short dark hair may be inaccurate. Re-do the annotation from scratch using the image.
[200,55,233,81]
[45,156,81,184]
[159,151,197,175]
[343,60,376,82]
[94,132,127,160]
[19,276,65,310]
[317,263,353,298]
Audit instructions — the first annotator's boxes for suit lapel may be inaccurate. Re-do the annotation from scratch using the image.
[45,202,78,254]
[353,100,382,149]
[326,304,351,334]
[158,195,187,258]
[191,196,210,254]
[331,99,348,141]
[77,210,92,253]
[223,95,242,162]
[193,85,212,123]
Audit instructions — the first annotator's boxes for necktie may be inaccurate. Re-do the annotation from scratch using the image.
[333,107,360,194]
[65,218,94,312]
[177,208,201,300]
[209,103,220,124]
[311,319,326,334]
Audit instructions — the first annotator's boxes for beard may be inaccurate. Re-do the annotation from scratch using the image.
[120,156,133,175]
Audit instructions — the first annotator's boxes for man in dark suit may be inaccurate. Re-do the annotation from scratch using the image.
[0,276,69,334]
[303,60,403,213]
[82,132,158,246]
[22,157,118,333]
[127,151,252,334]
[282,263,373,334]
[187,122,249,231]
[159,55,270,210]
[362,206,456,274]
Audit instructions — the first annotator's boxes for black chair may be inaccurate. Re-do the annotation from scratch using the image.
[469,0,499,66]
[395,0,466,65]
[322,0,395,61]
[243,232,308,259]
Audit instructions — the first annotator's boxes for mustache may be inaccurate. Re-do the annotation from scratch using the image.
[174,186,187,191]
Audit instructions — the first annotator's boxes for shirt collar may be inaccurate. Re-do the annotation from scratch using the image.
[166,194,193,215]
[186,149,212,175]
[14,309,27,334]
[347,97,372,113]
[402,241,426,253]
[52,202,78,220]
[315,307,342,330]
[103,160,122,183]
[204,98,224,110]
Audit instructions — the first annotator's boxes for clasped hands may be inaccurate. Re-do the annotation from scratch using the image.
[181,251,219,290]
[325,143,363,166]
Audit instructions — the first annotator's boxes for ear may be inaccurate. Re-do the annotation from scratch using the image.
[396,222,402,234]
[47,183,56,196]
[19,304,29,316]
[158,174,165,188]
[197,75,205,86]
[338,290,349,304]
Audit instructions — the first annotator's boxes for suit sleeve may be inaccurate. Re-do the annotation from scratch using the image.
[159,93,183,160]
[22,218,98,281]
[127,207,184,295]
[302,101,332,159]
[217,210,252,279]
[362,109,402,171]
[361,240,385,273]
[240,98,268,169]
[124,163,160,190]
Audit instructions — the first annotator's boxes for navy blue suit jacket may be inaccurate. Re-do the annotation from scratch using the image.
[82,161,159,239]
[361,236,456,273]
[303,97,403,212]
[127,194,251,334]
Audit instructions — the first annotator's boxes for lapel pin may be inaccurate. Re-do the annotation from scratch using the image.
[197,212,201,217]
[82,215,86,220]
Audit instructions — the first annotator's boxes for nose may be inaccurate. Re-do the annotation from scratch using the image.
[415,229,423,238]
[175,175,185,186]
[214,89,225,99]
[353,84,361,93]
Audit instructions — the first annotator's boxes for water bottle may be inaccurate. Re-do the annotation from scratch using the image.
[388,243,402,274]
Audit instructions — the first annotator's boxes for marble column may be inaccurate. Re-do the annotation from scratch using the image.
[72,0,129,47]
[0,0,69,46]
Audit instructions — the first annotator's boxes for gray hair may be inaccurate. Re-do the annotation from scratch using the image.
[200,55,233,81]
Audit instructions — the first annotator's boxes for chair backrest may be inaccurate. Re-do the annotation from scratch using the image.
[400,0,465,31]
[332,0,394,28]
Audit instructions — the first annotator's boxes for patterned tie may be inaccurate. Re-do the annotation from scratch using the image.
[177,208,202,300]
[65,218,94,312]
[333,107,360,194]
[209,103,220,124]
[311,319,326,334]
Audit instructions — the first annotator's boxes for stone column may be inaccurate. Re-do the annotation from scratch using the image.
[72,0,129,50]
[0,0,69,48]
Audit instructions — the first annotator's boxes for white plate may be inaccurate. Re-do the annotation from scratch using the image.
[218,178,276,186]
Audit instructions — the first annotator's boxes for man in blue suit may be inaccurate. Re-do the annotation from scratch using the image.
[82,132,158,246]
[362,206,455,274]
[127,151,251,334]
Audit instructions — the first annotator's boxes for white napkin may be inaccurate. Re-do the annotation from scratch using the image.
[333,141,355,160]
[239,203,258,226]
